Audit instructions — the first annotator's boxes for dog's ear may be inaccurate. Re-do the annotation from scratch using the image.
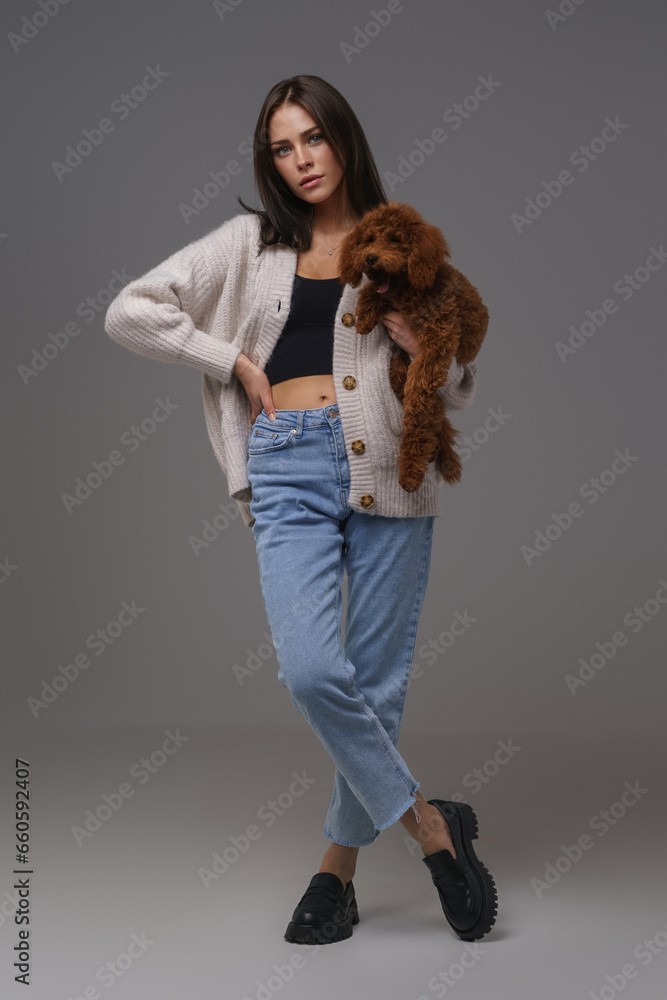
[337,257,363,288]
[337,229,364,288]
[407,223,450,290]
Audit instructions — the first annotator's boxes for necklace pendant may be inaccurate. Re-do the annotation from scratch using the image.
[328,250,332,255]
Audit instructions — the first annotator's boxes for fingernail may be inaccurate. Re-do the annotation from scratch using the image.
[269,412,276,422]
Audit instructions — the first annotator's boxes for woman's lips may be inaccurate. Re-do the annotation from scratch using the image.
[301,176,322,188]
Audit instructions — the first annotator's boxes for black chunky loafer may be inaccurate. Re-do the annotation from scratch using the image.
[284,872,359,945]
[421,799,498,941]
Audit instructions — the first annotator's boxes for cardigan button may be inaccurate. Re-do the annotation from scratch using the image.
[341,312,356,327]
[351,439,365,454]
[342,375,356,390]
[360,494,375,508]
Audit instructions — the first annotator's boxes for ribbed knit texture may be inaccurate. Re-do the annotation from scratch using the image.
[104,212,480,529]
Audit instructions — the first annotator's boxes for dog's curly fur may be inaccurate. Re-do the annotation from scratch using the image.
[338,201,489,492]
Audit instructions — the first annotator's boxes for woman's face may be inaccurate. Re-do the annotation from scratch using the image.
[267,102,346,208]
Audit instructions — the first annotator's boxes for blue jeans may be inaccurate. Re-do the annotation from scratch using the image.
[247,404,435,847]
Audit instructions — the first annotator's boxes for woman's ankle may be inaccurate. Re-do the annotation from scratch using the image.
[317,863,356,886]
[407,799,457,859]
[319,844,359,884]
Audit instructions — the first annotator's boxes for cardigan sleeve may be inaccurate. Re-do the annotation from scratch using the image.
[407,354,478,409]
[104,233,242,384]
[438,357,478,410]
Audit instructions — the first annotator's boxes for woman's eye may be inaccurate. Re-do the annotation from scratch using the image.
[275,134,324,156]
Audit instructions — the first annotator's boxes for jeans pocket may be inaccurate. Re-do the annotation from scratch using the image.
[247,422,296,455]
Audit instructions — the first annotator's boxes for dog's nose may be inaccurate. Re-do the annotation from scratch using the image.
[365,254,377,266]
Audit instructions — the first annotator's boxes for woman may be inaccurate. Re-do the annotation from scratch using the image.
[105,74,497,945]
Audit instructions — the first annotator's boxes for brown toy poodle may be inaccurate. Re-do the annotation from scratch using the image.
[338,201,489,492]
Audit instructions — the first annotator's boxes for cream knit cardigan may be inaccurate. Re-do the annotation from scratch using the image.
[104,211,479,529]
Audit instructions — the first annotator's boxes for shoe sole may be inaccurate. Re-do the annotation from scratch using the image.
[428,799,498,941]
[284,899,360,945]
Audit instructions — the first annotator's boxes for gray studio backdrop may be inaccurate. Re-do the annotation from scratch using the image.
[2,1,666,999]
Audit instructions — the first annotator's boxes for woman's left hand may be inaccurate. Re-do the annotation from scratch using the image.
[382,310,421,358]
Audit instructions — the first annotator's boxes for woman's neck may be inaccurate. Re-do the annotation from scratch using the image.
[309,200,360,242]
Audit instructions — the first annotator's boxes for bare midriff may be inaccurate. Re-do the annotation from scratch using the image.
[271,374,337,410]
[269,255,340,410]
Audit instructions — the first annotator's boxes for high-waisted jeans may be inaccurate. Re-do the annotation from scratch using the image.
[247,404,435,847]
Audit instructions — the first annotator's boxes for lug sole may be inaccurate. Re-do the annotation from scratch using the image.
[428,799,498,941]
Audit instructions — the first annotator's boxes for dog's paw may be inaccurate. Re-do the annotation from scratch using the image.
[354,316,376,336]
[398,468,426,492]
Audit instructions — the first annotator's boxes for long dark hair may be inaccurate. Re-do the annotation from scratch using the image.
[237,75,387,254]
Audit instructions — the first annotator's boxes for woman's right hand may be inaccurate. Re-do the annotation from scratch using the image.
[233,353,277,422]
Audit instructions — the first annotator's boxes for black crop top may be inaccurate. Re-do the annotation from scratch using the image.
[264,273,344,386]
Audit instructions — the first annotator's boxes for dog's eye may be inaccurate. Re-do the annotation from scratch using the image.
[388,234,402,243]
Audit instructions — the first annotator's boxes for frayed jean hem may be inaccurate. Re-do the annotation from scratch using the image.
[322,781,420,848]
[375,780,420,833]
[322,830,379,848]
